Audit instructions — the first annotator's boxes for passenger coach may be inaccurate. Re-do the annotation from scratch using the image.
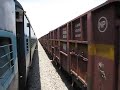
[0,0,37,90]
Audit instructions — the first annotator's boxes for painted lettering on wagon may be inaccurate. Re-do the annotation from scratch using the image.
[98,16,108,32]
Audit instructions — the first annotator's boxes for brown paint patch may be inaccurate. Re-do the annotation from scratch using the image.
[93,56,115,90]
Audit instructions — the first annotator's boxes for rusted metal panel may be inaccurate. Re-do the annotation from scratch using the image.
[77,44,88,83]
[81,15,87,41]
[60,42,67,54]
[87,12,94,90]
[92,5,115,44]
[72,18,82,40]
[60,25,67,40]
[60,41,69,72]
[69,14,88,85]
[70,54,77,73]
[88,2,118,90]
[60,53,68,70]
[93,56,115,90]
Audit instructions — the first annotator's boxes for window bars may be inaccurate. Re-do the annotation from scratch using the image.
[0,43,14,82]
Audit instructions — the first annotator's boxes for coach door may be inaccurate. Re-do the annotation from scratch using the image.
[16,8,27,90]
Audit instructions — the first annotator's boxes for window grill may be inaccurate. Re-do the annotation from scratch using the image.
[0,39,14,84]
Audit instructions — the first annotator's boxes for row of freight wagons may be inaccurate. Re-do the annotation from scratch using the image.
[39,0,120,90]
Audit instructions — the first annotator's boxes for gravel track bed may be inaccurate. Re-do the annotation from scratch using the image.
[26,42,72,90]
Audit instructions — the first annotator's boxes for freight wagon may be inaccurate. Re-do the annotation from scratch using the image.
[39,0,120,90]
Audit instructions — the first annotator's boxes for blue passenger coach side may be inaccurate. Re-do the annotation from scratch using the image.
[30,28,37,66]
[0,0,37,90]
[0,0,18,90]
[24,15,31,78]
[15,0,37,90]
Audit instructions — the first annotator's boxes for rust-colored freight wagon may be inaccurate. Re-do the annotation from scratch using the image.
[39,0,120,90]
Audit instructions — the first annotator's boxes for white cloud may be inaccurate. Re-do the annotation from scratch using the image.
[17,0,107,38]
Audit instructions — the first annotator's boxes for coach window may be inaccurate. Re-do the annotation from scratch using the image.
[16,12,19,19]
[0,38,14,83]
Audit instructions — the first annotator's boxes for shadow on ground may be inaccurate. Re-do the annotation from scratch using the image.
[26,45,41,90]
[51,61,80,90]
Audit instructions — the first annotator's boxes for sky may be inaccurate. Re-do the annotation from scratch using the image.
[17,0,107,38]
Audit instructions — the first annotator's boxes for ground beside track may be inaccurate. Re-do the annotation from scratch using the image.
[26,42,80,90]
